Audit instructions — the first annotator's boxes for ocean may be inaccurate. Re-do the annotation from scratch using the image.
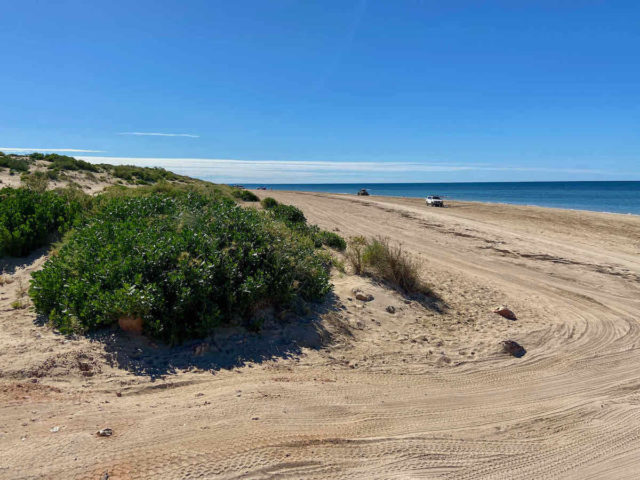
[244,181,640,215]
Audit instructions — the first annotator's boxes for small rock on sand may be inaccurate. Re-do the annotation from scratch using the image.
[352,289,374,302]
[97,428,113,437]
[502,340,526,357]
[493,306,517,320]
[386,305,396,314]
[118,315,143,334]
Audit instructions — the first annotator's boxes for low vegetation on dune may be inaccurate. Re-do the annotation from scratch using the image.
[1,152,189,186]
[231,188,259,202]
[29,153,100,173]
[260,196,279,209]
[1,153,348,343]
[0,152,31,173]
[103,164,181,184]
[346,236,430,295]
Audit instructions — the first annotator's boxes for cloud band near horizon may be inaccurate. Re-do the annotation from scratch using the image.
[2,148,105,153]
[76,156,633,183]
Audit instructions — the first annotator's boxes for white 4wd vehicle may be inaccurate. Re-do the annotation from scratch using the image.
[425,195,444,207]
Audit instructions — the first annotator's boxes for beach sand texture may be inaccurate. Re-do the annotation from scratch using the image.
[1,191,640,479]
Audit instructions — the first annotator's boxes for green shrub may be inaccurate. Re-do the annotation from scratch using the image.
[30,193,331,343]
[231,188,259,202]
[260,197,279,209]
[262,200,344,251]
[0,187,85,257]
[269,203,306,225]
[314,230,347,251]
[0,156,30,172]
[104,164,179,183]
[43,154,99,172]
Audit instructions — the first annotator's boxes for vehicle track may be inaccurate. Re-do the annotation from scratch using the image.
[2,192,640,479]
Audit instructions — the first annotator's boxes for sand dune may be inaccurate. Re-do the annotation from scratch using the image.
[2,191,640,479]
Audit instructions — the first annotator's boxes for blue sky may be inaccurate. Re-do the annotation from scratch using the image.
[1,1,639,183]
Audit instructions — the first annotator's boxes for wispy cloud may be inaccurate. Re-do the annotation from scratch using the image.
[1,147,105,153]
[118,132,199,138]
[77,156,630,183]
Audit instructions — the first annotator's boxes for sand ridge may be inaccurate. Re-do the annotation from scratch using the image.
[1,191,640,479]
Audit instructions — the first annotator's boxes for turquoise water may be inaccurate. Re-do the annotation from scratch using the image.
[244,181,640,215]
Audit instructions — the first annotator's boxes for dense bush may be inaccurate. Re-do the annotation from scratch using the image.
[314,230,347,251]
[0,156,30,172]
[263,200,345,251]
[269,203,306,225]
[104,164,179,183]
[231,188,259,202]
[41,154,99,172]
[0,188,85,257]
[261,197,279,209]
[30,193,332,343]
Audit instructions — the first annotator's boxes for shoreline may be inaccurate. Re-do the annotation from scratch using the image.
[254,188,640,218]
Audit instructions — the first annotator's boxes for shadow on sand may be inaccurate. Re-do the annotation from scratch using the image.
[76,293,343,379]
[0,247,49,275]
[367,277,448,313]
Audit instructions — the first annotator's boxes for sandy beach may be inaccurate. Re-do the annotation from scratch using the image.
[2,190,640,479]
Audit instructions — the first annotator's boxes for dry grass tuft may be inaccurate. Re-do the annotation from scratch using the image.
[347,236,431,295]
[345,236,367,275]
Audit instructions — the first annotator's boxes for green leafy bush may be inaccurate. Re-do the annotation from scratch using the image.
[262,200,345,251]
[269,203,306,225]
[105,164,179,183]
[231,188,259,202]
[0,188,85,257]
[0,156,30,172]
[261,197,279,209]
[30,192,331,343]
[314,230,347,251]
[43,154,99,172]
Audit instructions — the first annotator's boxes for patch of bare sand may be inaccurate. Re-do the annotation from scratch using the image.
[1,191,640,479]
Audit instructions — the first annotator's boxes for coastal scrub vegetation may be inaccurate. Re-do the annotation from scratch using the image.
[260,196,279,209]
[21,171,50,192]
[262,198,346,251]
[231,188,259,202]
[9,152,187,185]
[33,153,100,173]
[29,191,333,343]
[0,152,347,342]
[0,153,30,173]
[102,164,180,184]
[0,187,86,257]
